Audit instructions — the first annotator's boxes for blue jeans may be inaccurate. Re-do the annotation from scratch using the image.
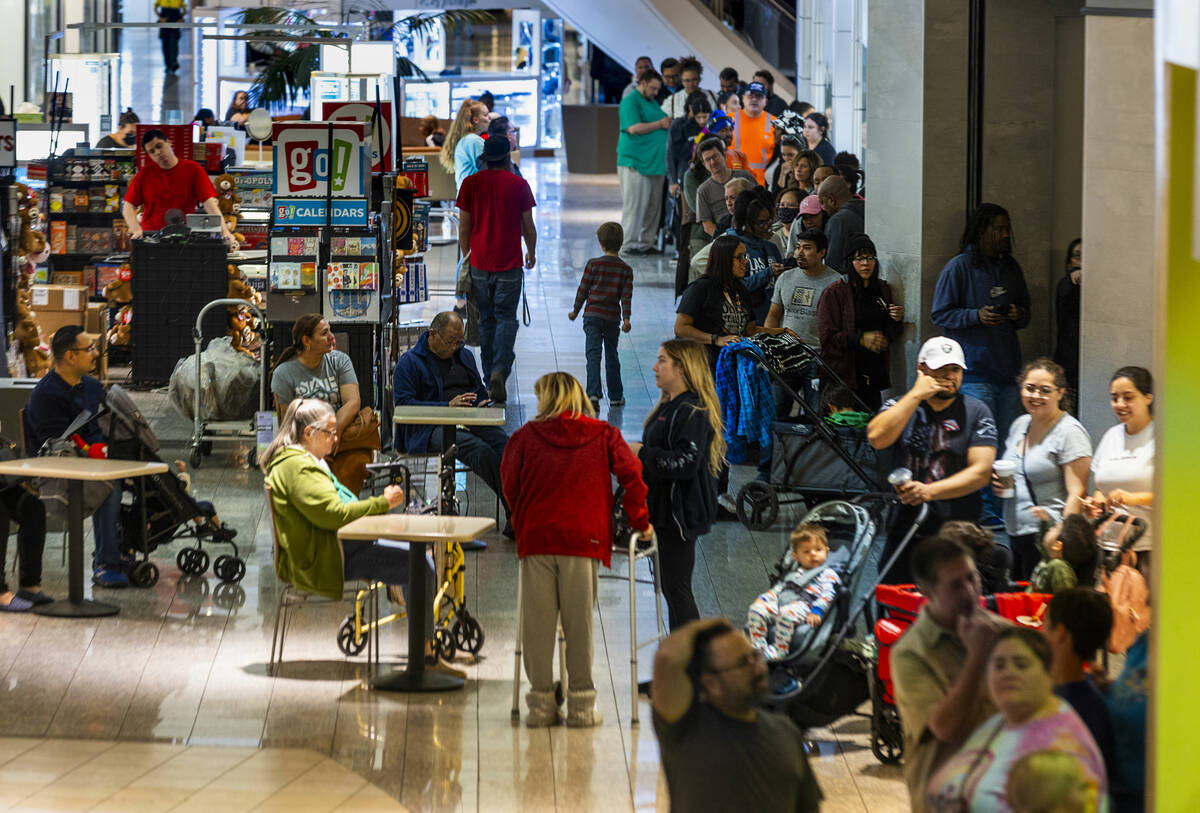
[582,317,623,401]
[470,266,523,382]
[92,484,123,569]
[960,378,1022,525]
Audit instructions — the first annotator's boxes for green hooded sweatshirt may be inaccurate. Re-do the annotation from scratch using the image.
[264,446,390,600]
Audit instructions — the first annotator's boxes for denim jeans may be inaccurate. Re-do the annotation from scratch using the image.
[960,378,1022,525]
[92,484,123,569]
[582,317,623,401]
[159,28,181,70]
[470,266,523,382]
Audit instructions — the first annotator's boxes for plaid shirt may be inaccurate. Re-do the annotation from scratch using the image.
[573,256,633,322]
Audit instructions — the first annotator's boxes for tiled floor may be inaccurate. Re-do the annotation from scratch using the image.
[0,156,909,811]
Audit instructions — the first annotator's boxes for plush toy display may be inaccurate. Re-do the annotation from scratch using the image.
[104,264,134,307]
[223,214,245,250]
[108,306,133,346]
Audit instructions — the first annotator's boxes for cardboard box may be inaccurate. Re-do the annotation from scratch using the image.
[31,284,88,339]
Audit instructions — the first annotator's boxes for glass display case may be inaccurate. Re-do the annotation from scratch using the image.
[400,76,540,149]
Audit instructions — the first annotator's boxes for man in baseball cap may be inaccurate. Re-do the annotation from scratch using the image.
[867,335,998,582]
[733,81,775,186]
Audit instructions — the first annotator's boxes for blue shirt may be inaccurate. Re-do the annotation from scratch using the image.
[454,133,484,190]
[392,332,489,454]
[930,247,1031,383]
[24,369,106,455]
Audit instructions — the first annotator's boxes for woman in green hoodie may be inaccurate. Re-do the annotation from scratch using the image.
[262,399,405,599]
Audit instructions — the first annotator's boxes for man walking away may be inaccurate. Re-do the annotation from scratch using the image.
[456,137,537,404]
[617,69,671,256]
[155,0,186,75]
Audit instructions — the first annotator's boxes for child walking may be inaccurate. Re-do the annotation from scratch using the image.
[747,523,841,662]
[569,222,633,408]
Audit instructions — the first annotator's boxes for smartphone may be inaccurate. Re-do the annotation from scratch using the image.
[780,257,799,270]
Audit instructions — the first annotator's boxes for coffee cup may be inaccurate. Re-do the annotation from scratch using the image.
[887,467,913,488]
[993,460,1016,499]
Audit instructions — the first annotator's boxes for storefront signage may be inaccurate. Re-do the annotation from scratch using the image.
[320,101,393,173]
[0,120,14,169]
[274,198,368,227]
[272,122,366,198]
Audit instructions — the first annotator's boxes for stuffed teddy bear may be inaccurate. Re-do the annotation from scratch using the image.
[212,173,241,216]
[9,303,51,378]
[227,307,255,357]
[223,214,245,251]
[104,264,133,306]
[108,306,132,346]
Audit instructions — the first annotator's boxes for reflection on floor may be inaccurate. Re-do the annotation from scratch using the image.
[0,158,908,811]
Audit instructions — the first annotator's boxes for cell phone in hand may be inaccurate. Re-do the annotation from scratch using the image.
[780,257,799,270]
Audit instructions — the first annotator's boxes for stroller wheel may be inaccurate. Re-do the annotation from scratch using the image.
[213,581,246,610]
[736,481,779,531]
[176,547,209,576]
[247,448,258,469]
[132,561,159,588]
[213,554,246,584]
[870,730,903,765]
[189,447,203,469]
[453,615,485,655]
[871,703,905,765]
[337,615,368,656]
[433,627,457,661]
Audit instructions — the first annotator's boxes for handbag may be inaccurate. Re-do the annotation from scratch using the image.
[0,433,24,488]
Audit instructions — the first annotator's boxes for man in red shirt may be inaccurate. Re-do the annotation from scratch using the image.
[456,135,537,403]
[122,129,233,246]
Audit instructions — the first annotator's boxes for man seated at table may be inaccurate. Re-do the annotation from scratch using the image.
[24,326,129,588]
[392,312,512,537]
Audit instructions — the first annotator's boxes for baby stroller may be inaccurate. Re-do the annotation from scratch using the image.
[100,386,243,587]
[759,494,928,734]
[730,336,882,531]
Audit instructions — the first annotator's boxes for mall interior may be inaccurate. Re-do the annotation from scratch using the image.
[0,0,1198,810]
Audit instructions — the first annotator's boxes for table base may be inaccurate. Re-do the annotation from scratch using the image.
[34,598,120,618]
[371,668,464,692]
[461,539,487,551]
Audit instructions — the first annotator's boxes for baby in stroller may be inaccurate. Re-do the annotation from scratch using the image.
[747,523,842,662]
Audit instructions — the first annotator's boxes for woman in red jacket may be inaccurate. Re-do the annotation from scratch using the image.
[502,371,653,728]
[815,233,904,411]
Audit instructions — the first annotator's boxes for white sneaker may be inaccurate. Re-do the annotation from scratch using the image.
[717,493,737,514]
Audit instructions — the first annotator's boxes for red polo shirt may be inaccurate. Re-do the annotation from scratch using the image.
[124,158,217,231]
[456,169,536,272]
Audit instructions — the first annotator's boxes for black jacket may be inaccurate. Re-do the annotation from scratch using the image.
[639,392,717,538]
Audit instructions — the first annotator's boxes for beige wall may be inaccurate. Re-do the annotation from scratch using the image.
[1078,15,1155,433]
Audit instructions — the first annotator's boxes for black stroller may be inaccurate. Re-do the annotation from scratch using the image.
[94,386,242,587]
[757,495,928,733]
[730,336,882,530]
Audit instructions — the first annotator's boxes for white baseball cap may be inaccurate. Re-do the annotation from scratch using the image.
[918,337,968,370]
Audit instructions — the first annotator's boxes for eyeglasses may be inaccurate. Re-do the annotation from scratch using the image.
[1023,384,1060,397]
[733,254,748,263]
[314,427,339,438]
[852,255,876,264]
[707,651,762,674]
[71,343,97,354]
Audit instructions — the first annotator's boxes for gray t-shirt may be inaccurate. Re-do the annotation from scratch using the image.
[695,170,756,226]
[1000,413,1092,535]
[271,350,358,409]
[771,265,842,345]
[653,701,821,813]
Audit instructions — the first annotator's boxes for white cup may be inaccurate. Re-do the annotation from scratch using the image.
[993,460,1016,499]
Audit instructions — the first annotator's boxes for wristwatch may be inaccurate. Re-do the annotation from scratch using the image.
[710,333,717,346]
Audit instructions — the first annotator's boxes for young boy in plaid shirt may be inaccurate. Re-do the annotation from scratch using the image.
[569,222,634,408]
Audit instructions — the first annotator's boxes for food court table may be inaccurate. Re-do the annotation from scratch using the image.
[393,406,506,550]
[338,513,496,692]
[0,458,167,617]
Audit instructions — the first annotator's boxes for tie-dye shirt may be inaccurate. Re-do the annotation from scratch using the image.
[927,698,1108,813]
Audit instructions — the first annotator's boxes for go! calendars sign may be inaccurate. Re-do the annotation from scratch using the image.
[272,121,367,198]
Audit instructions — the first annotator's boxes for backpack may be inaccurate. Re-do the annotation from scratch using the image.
[1096,512,1150,654]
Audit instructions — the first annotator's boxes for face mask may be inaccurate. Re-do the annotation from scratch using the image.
[776,206,799,224]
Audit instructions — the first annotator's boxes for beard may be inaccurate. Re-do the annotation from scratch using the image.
[931,387,956,401]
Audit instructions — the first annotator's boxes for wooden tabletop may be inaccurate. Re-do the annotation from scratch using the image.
[0,458,168,481]
[338,513,496,543]
[392,406,506,427]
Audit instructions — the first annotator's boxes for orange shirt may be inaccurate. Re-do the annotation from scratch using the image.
[732,110,775,186]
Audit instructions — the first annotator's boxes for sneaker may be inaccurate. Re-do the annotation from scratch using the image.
[488,371,507,404]
[93,567,130,589]
[609,398,625,407]
[716,492,738,518]
[0,595,33,612]
[425,655,467,679]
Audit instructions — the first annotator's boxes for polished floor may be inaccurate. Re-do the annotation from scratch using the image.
[0,158,909,811]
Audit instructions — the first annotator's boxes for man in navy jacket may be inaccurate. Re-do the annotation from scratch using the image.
[931,202,1029,526]
[392,312,510,531]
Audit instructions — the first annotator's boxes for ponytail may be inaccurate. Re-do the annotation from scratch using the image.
[272,313,324,371]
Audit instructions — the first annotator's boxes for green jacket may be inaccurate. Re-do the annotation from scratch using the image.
[265,446,389,600]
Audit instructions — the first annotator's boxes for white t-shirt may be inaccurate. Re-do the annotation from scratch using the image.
[1091,421,1154,551]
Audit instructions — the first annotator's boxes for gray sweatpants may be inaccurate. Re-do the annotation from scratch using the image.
[520,554,599,693]
[618,166,664,251]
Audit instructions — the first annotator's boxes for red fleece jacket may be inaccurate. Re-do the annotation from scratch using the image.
[501,414,650,566]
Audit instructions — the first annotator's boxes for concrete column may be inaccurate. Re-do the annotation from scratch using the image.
[829,0,854,152]
[1078,12,1155,431]
[795,0,815,104]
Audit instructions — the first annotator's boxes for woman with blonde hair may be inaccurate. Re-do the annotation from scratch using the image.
[628,340,724,629]
[502,372,652,727]
[440,98,489,190]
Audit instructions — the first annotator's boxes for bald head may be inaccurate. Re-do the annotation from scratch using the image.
[427,311,465,359]
[430,311,463,335]
[818,176,851,214]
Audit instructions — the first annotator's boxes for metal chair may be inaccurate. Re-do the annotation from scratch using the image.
[264,483,381,679]
[510,531,665,725]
